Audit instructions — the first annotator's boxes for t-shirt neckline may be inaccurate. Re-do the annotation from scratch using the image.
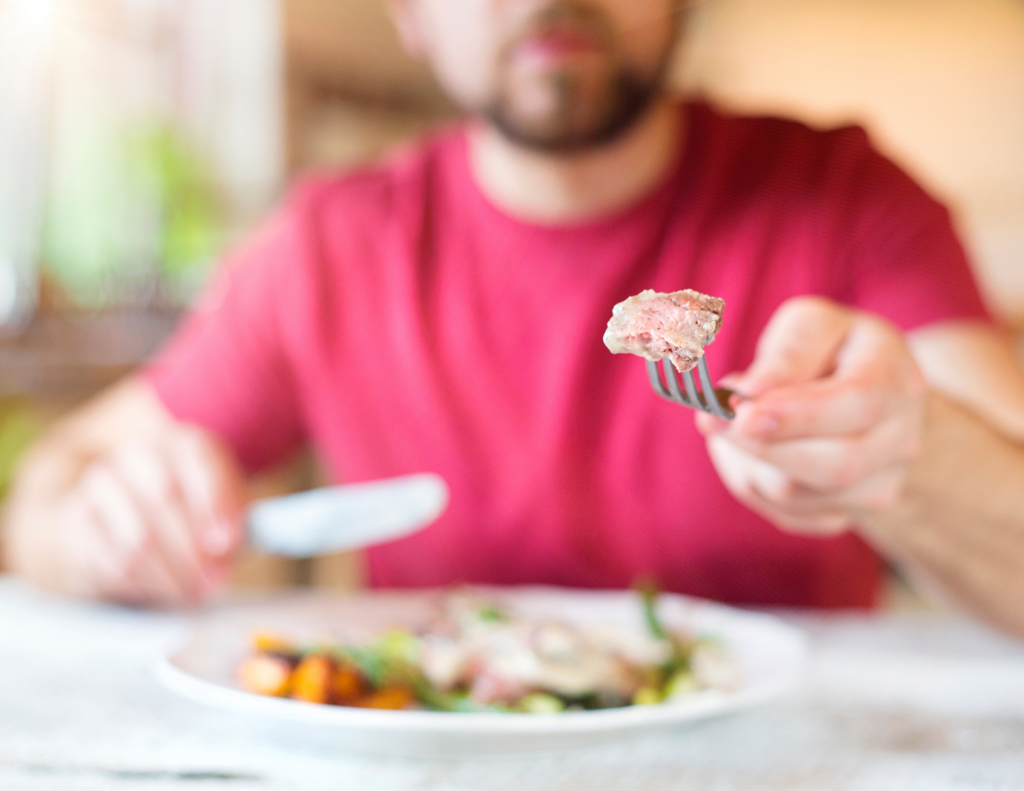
[452,102,705,234]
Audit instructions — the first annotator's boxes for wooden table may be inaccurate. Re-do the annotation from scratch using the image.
[3,577,1024,790]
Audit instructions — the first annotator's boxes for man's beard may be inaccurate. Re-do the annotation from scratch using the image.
[484,69,667,154]
[481,3,679,153]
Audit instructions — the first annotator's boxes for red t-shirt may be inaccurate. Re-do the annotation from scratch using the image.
[148,103,988,609]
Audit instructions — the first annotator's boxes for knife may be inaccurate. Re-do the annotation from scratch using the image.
[247,473,449,558]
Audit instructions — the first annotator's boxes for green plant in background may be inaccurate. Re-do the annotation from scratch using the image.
[0,400,42,501]
[130,124,226,302]
[43,120,225,309]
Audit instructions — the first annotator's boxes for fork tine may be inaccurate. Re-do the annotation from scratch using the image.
[663,359,692,407]
[696,356,734,420]
[690,367,714,413]
[681,368,701,407]
[646,359,672,401]
[644,351,735,419]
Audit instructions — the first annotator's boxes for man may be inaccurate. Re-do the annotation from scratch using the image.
[8,0,1024,635]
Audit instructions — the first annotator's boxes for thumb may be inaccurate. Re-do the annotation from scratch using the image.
[738,297,853,397]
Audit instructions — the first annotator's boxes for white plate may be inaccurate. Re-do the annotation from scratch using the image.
[155,587,807,757]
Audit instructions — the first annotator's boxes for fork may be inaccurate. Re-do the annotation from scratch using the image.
[646,355,736,420]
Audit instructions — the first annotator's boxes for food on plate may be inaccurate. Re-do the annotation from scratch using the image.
[603,289,725,373]
[237,589,740,713]
[238,653,295,698]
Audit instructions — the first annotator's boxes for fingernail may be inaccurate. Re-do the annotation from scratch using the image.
[203,521,233,556]
[747,414,780,438]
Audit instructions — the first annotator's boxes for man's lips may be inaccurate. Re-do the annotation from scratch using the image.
[510,28,606,66]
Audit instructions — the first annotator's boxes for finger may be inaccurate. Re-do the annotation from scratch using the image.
[724,413,921,491]
[694,410,730,437]
[771,467,909,516]
[707,437,852,535]
[739,297,852,396]
[80,463,189,606]
[731,376,894,441]
[718,372,745,390]
[735,489,854,536]
[167,429,246,559]
[694,373,753,437]
[57,491,128,599]
[744,468,906,533]
[708,435,906,527]
[109,444,210,600]
[706,433,773,499]
[737,452,908,515]
[76,497,157,607]
[734,316,924,441]
[69,482,157,606]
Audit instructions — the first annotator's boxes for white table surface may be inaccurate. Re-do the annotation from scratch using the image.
[4,577,1024,791]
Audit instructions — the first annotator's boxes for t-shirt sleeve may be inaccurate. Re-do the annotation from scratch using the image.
[145,199,310,473]
[827,128,990,331]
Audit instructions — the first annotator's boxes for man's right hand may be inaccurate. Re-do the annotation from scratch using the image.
[59,431,246,606]
[5,378,248,608]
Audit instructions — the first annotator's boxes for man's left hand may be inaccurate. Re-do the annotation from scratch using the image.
[695,296,927,535]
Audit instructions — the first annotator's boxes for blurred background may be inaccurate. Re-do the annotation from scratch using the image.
[0,0,1022,596]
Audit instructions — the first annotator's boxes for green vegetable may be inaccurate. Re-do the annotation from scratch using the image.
[632,687,663,706]
[514,693,566,714]
[664,669,698,699]
[329,634,511,713]
[637,579,669,641]
[415,686,509,713]
[376,629,422,664]
[333,644,391,688]
[477,605,508,623]
[636,579,691,680]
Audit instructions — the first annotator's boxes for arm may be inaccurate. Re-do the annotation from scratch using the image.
[3,376,247,607]
[6,189,321,607]
[859,390,1024,636]
[860,324,1024,635]
[697,298,1024,636]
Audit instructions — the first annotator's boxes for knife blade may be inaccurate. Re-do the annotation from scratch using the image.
[247,473,449,558]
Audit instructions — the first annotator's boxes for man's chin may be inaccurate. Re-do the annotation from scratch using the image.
[484,94,662,154]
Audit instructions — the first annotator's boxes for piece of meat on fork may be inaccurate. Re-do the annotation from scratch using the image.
[603,289,734,419]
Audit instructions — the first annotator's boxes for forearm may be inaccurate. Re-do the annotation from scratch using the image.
[859,391,1024,636]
